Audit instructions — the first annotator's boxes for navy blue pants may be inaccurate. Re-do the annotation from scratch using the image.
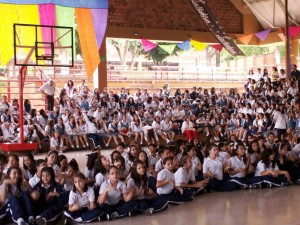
[206,178,236,192]
[159,189,192,205]
[33,200,64,222]
[64,207,103,223]
[137,196,168,212]
[148,176,157,194]
[229,177,248,189]
[261,175,287,187]
[88,133,103,147]
[6,191,34,223]
[99,200,138,217]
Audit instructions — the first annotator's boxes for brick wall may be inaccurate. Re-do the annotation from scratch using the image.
[108,0,243,34]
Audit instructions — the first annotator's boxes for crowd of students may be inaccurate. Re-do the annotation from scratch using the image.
[0,65,300,224]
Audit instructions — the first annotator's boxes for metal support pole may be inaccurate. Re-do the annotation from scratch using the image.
[285,0,291,77]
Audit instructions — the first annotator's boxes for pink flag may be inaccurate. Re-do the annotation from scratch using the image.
[289,26,300,38]
[141,38,157,52]
[210,44,223,52]
[38,4,56,55]
[255,29,271,41]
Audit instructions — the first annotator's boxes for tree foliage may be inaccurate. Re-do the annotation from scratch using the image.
[220,46,276,62]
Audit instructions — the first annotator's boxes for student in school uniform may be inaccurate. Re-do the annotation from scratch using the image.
[124,144,139,171]
[64,115,80,149]
[21,154,35,181]
[227,142,262,189]
[183,145,203,181]
[77,116,90,149]
[203,144,236,192]
[64,173,103,224]
[98,166,138,220]
[45,150,61,177]
[57,159,79,192]
[3,154,29,181]
[175,156,208,196]
[156,157,187,204]
[30,167,67,225]
[82,111,103,149]
[146,144,160,174]
[93,156,110,191]
[29,159,46,188]
[127,160,168,215]
[255,150,291,188]
[154,147,171,177]
[0,166,33,225]
[50,131,68,153]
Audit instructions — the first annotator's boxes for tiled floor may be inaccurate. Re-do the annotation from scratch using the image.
[15,150,300,225]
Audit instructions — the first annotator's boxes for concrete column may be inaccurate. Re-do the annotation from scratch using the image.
[98,37,107,92]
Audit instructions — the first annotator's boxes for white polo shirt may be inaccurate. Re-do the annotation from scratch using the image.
[157,168,175,195]
[39,82,56,96]
[126,178,145,200]
[191,156,201,175]
[255,160,279,177]
[99,180,126,205]
[273,111,287,129]
[229,156,247,178]
[203,157,224,180]
[69,186,95,208]
[155,158,163,173]
[147,152,160,166]
[174,167,195,187]
[95,172,108,187]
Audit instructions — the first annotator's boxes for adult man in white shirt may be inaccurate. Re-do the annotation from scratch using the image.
[39,79,56,111]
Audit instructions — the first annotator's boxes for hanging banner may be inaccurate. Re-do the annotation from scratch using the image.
[141,38,157,52]
[255,29,271,41]
[189,0,244,56]
[177,40,190,51]
[190,39,207,51]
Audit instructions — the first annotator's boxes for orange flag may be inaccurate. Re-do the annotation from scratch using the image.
[237,34,253,45]
[75,8,100,80]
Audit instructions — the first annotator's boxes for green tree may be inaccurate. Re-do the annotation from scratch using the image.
[143,44,182,65]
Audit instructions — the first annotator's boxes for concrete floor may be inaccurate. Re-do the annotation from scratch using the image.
[16,150,300,225]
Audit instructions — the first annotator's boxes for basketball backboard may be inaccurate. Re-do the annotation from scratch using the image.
[13,24,74,67]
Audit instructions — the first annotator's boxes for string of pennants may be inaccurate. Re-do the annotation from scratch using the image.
[141,38,224,54]
[236,26,300,45]
[141,26,300,55]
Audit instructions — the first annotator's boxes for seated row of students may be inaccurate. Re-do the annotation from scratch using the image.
[0,136,298,225]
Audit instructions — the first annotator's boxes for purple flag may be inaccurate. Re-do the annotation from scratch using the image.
[141,38,157,52]
[255,29,271,41]
[92,8,108,50]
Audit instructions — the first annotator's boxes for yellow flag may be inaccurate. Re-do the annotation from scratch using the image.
[190,39,208,51]
[0,4,18,66]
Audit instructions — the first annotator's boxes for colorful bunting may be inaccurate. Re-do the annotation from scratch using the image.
[75,8,100,79]
[92,9,108,50]
[177,40,190,51]
[39,4,56,55]
[210,44,223,52]
[255,29,271,41]
[190,39,208,51]
[289,26,300,38]
[141,38,158,52]
[237,34,253,45]
[159,44,177,54]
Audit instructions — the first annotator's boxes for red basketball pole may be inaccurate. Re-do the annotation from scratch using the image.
[19,47,34,144]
